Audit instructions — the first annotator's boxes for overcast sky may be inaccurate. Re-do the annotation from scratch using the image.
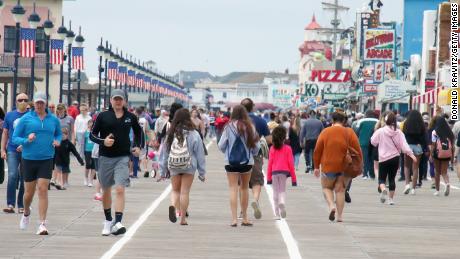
[63,0,403,78]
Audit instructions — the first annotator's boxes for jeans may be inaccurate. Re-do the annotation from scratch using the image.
[294,153,300,169]
[132,156,140,177]
[209,125,216,138]
[361,145,375,178]
[6,152,24,208]
[304,139,317,169]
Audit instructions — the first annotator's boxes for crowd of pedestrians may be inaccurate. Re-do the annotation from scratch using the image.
[2,92,459,235]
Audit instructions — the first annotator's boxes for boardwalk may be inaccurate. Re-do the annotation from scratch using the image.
[1,142,460,259]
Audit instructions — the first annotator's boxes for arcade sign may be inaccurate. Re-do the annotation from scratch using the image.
[364,29,395,61]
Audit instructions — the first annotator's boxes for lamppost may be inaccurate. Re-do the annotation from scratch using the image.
[57,17,67,103]
[11,0,25,109]
[43,10,53,101]
[103,42,111,108]
[74,26,84,105]
[97,38,104,111]
[66,21,75,106]
[27,2,40,97]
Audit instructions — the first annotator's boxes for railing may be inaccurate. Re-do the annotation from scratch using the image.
[0,53,47,70]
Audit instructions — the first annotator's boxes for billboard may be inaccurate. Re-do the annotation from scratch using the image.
[403,0,445,61]
[269,84,298,109]
[364,29,395,61]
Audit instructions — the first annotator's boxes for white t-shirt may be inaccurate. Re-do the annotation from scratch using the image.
[75,114,92,133]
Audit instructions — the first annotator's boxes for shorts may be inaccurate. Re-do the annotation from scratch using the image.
[225,164,253,174]
[249,154,264,188]
[84,151,96,170]
[321,172,344,179]
[98,156,130,188]
[409,144,424,156]
[56,164,71,173]
[22,158,54,182]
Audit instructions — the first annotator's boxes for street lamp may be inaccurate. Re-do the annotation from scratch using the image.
[97,38,104,111]
[43,10,53,101]
[75,26,84,105]
[11,0,25,110]
[103,42,110,108]
[66,21,75,106]
[57,17,67,103]
[28,2,40,97]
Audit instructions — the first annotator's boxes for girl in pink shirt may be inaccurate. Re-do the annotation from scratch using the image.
[267,126,297,219]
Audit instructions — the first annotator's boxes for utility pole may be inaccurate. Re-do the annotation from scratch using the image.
[322,0,349,67]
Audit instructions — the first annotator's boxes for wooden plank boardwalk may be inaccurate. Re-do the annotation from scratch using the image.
[1,142,460,259]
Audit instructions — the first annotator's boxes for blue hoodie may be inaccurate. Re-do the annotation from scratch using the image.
[13,109,62,160]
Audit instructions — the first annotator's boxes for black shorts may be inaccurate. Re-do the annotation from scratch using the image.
[22,158,54,182]
[84,151,96,170]
[225,164,253,173]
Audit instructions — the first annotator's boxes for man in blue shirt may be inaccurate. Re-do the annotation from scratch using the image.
[1,93,29,214]
[13,92,62,235]
[241,98,271,220]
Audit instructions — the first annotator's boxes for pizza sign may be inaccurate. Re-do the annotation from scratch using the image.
[364,29,395,61]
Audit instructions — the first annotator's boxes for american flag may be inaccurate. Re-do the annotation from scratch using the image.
[128,70,136,86]
[118,66,127,84]
[72,47,84,70]
[108,61,118,80]
[20,28,36,58]
[144,76,151,91]
[136,73,143,88]
[50,39,64,64]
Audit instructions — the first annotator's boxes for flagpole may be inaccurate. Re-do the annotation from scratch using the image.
[11,0,25,110]
[66,21,75,107]
[43,10,53,101]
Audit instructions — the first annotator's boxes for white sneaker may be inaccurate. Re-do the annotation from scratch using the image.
[380,189,387,203]
[88,182,93,187]
[279,204,286,219]
[102,220,113,236]
[403,184,411,195]
[19,214,30,230]
[388,198,395,205]
[111,222,126,235]
[444,184,450,196]
[434,191,440,196]
[410,189,416,195]
[36,222,48,235]
[362,176,368,180]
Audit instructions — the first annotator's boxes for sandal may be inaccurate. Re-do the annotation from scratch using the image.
[230,223,237,227]
[180,222,188,226]
[241,222,253,227]
[329,208,336,222]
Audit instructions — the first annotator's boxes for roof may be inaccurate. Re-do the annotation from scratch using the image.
[305,14,321,30]
[216,72,298,84]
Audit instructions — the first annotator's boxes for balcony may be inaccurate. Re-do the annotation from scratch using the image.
[0,53,47,70]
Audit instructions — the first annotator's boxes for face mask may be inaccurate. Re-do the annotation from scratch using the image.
[17,102,27,111]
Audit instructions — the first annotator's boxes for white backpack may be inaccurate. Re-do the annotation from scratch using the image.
[167,133,191,170]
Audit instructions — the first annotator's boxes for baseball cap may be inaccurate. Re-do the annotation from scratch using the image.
[33,92,47,103]
[111,89,126,100]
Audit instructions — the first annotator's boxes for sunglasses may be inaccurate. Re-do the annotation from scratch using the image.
[16,99,28,103]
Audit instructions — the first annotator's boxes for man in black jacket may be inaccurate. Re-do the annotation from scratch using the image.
[90,89,142,236]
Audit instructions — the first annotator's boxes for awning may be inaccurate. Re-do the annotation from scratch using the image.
[413,87,445,104]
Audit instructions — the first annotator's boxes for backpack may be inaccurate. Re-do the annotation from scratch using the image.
[434,137,452,159]
[167,132,192,170]
[228,126,250,166]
